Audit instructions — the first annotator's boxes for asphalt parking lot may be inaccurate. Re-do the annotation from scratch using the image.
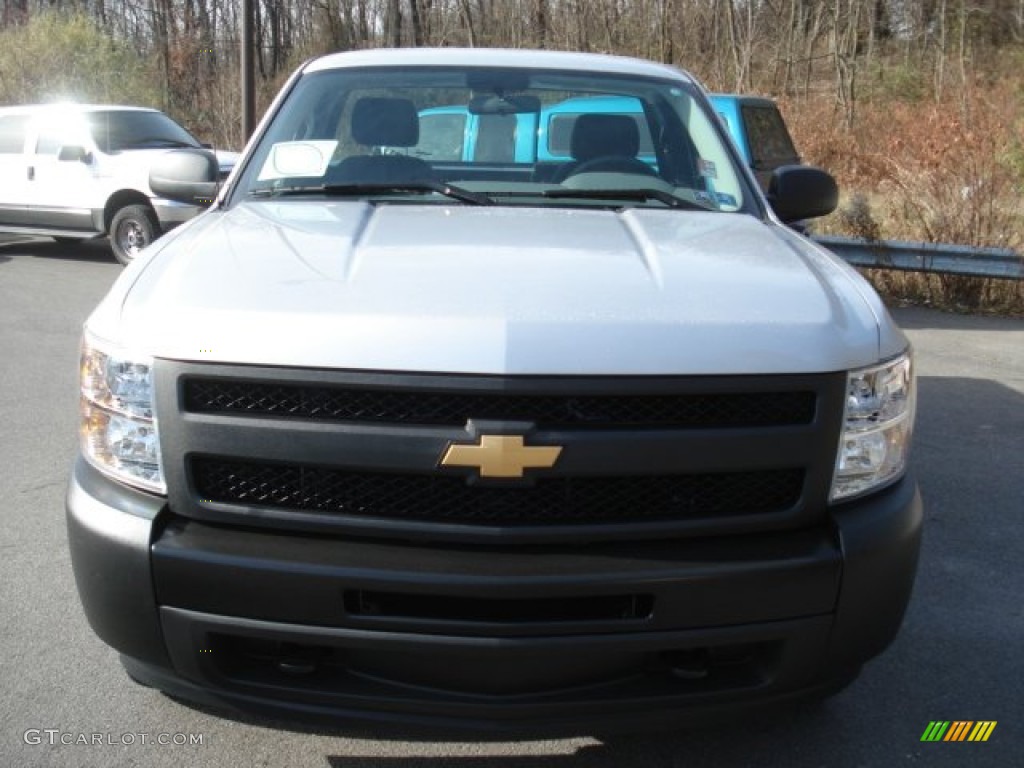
[1,236,1021,767]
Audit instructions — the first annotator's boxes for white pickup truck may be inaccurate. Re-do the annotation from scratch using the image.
[0,104,236,263]
[67,48,921,732]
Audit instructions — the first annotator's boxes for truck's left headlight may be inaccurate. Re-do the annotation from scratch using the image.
[830,351,915,502]
[79,331,165,494]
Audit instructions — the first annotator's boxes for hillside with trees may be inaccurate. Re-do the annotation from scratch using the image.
[1,0,1021,309]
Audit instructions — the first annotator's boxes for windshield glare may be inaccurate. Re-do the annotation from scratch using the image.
[238,66,748,212]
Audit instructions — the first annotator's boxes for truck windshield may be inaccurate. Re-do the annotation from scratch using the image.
[236,66,750,213]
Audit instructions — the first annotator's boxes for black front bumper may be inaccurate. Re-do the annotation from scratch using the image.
[67,457,922,733]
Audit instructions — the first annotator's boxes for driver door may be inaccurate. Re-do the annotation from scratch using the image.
[24,113,100,233]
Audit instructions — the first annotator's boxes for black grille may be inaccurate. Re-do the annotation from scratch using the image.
[184,379,815,429]
[192,458,804,526]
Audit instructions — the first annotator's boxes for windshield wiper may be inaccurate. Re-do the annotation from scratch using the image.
[542,187,710,211]
[248,181,493,206]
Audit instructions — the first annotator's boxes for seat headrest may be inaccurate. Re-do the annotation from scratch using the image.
[351,97,419,147]
[570,114,640,161]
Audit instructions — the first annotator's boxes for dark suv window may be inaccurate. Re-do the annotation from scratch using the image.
[741,105,799,171]
[0,115,28,154]
[86,111,199,153]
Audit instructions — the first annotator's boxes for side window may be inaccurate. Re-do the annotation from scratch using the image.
[473,114,517,163]
[31,116,89,157]
[741,105,799,170]
[546,114,576,157]
[630,115,655,156]
[413,113,467,161]
[0,115,29,154]
[34,126,63,156]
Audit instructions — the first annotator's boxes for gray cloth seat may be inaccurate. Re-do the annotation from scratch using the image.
[328,97,434,184]
[553,113,657,182]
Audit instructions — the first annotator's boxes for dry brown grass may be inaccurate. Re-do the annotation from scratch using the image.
[781,78,1024,314]
[861,269,1024,317]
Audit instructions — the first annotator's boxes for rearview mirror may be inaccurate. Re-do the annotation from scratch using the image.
[149,148,219,206]
[468,94,541,115]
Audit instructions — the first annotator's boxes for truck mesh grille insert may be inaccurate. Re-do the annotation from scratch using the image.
[184,379,815,429]
[192,458,804,525]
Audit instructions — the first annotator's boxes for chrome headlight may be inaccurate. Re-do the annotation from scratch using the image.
[79,331,165,494]
[830,351,915,502]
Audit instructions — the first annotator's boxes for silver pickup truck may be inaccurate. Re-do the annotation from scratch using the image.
[67,48,921,732]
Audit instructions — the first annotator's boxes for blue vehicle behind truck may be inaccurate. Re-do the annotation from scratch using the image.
[709,95,801,190]
[405,93,801,191]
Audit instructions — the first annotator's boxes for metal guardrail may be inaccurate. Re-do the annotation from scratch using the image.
[812,234,1024,281]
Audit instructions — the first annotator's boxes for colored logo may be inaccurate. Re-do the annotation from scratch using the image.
[440,434,562,479]
[921,721,997,742]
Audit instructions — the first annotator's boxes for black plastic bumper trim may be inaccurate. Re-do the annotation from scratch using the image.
[151,517,841,635]
[65,457,170,666]
[147,607,837,733]
[67,449,921,730]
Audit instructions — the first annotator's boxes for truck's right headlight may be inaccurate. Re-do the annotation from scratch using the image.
[830,351,915,502]
[79,331,165,494]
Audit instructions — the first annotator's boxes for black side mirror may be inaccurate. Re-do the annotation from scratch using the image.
[58,145,91,163]
[767,165,838,222]
[149,148,219,206]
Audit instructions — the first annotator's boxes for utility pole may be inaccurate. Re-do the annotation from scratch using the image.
[241,0,256,141]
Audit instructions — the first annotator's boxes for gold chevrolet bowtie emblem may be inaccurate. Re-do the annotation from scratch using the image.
[440,435,563,479]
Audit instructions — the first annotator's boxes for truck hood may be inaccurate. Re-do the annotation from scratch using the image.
[100,201,893,375]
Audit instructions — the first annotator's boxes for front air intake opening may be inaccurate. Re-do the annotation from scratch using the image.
[344,590,655,625]
[183,377,818,429]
